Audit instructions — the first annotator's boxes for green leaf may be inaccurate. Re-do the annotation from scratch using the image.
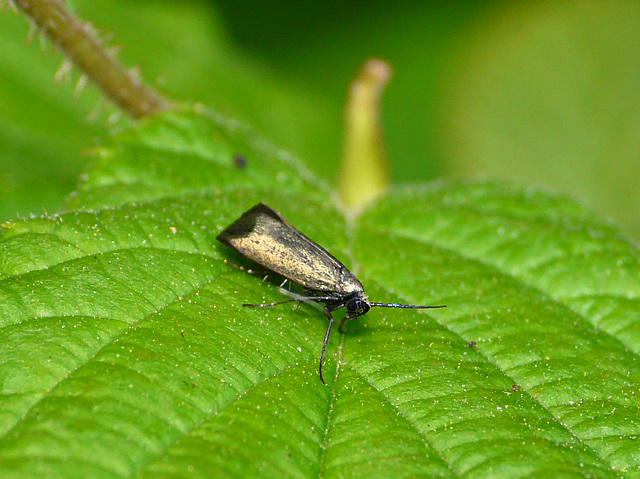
[1,109,639,478]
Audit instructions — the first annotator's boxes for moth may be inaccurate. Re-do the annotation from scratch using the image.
[217,203,445,383]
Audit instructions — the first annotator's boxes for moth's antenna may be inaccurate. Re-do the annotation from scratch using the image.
[370,303,446,309]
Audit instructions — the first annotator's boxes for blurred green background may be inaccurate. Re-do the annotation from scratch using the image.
[2,0,639,238]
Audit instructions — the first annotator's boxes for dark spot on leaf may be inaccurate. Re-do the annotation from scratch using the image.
[233,154,248,169]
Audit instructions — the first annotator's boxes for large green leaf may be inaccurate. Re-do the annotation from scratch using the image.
[0,109,639,478]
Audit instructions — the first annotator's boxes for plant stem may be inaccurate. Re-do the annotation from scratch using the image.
[338,58,392,212]
[14,0,171,118]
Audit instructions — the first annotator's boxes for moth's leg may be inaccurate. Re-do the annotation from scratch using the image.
[277,288,334,312]
[276,281,304,311]
[337,317,349,334]
[244,284,327,310]
[318,308,335,385]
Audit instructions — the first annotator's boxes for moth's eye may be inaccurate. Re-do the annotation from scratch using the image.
[347,301,358,312]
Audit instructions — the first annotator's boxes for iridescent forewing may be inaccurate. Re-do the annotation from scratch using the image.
[217,204,363,295]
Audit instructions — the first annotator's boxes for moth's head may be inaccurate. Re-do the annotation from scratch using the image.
[345,295,371,319]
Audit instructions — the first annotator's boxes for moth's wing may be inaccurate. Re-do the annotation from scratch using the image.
[217,204,362,294]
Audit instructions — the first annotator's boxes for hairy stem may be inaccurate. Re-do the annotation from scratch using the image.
[14,0,171,118]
